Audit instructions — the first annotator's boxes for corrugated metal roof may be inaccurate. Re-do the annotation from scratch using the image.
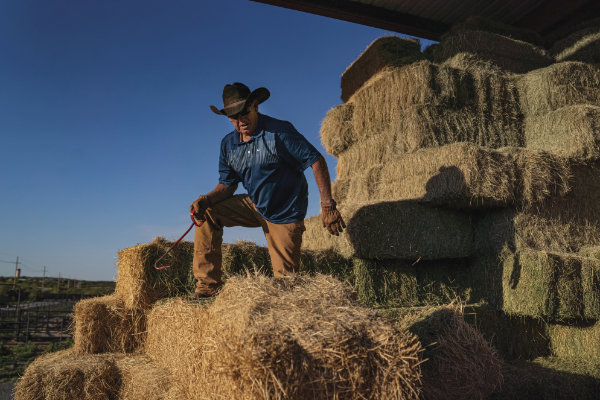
[251,0,599,42]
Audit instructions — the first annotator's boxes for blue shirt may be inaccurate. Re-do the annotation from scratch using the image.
[218,113,322,224]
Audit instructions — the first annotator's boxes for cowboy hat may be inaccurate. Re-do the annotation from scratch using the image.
[210,82,270,116]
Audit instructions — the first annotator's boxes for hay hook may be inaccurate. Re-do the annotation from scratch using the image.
[154,212,203,270]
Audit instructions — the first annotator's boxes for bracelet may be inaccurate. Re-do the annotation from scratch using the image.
[321,201,336,205]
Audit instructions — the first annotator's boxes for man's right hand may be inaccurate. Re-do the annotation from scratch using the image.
[190,195,212,222]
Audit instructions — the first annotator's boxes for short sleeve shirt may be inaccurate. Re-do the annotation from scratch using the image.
[218,113,322,224]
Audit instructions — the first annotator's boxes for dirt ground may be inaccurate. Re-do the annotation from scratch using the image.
[0,382,14,400]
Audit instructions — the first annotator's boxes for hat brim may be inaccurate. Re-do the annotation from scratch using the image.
[210,87,270,116]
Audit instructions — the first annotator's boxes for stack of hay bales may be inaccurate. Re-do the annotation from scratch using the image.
[304,20,600,398]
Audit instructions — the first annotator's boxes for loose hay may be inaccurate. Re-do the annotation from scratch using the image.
[501,248,600,320]
[15,349,119,400]
[73,294,146,354]
[146,274,423,400]
[337,143,571,208]
[302,201,475,260]
[432,30,551,73]
[516,62,600,116]
[340,36,422,103]
[524,105,600,159]
[399,304,502,400]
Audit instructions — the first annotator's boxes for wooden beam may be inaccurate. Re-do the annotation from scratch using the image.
[250,0,448,41]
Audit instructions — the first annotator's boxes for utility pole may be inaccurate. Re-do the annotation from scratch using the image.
[57,273,60,294]
[13,257,19,288]
[42,266,46,291]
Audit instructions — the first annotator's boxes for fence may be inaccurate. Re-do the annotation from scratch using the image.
[0,299,83,344]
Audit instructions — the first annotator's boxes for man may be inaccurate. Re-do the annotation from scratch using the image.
[190,82,345,298]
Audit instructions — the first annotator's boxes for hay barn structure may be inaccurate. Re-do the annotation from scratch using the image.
[15,1,600,399]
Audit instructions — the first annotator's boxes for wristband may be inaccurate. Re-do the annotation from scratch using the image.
[321,201,336,205]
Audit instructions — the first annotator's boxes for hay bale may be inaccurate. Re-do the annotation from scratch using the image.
[115,354,171,400]
[73,294,146,354]
[524,105,600,159]
[516,62,600,117]
[340,36,422,103]
[15,349,119,400]
[353,258,473,308]
[551,26,600,64]
[475,160,600,254]
[399,304,502,400]
[115,236,195,309]
[146,275,423,400]
[548,321,600,363]
[337,143,572,208]
[489,356,600,400]
[302,201,475,260]
[349,59,521,148]
[444,16,543,46]
[320,102,355,156]
[501,248,600,320]
[432,30,551,74]
[221,240,272,278]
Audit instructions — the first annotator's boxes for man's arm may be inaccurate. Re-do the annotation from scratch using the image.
[206,183,238,204]
[311,156,345,235]
[311,156,333,203]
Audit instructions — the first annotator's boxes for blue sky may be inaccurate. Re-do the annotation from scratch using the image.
[0,1,435,281]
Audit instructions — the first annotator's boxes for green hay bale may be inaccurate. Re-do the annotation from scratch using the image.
[399,305,502,400]
[524,105,600,160]
[320,102,355,156]
[349,59,520,146]
[337,143,571,209]
[548,321,600,362]
[501,248,600,320]
[444,16,543,46]
[551,26,600,64]
[488,356,600,400]
[302,201,475,260]
[475,160,600,254]
[463,305,551,362]
[221,240,272,278]
[340,36,422,103]
[516,62,600,117]
[432,30,551,74]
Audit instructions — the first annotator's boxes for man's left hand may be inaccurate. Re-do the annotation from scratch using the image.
[321,202,346,236]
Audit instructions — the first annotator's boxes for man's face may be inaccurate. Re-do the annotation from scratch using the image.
[229,101,259,137]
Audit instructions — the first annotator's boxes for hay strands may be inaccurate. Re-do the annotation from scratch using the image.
[155,212,202,270]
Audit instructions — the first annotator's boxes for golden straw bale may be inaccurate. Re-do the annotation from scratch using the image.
[302,201,474,260]
[516,61,600,117]
[73,294,146,354]
[432,30,552,73]
[15,349,119,400]
[320,102,355,156]
[115,354,171,400]
[146,275,423,400]
[399,304,502,400]
[336,143,570,210]
[524,105,600,159]
[551,26,600,64]
[340,36,422,103]
[115,237,195,309]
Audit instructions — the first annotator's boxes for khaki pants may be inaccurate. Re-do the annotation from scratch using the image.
[193,194,305,295]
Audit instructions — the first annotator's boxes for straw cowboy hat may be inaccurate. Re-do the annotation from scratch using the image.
[210,82,270,117]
